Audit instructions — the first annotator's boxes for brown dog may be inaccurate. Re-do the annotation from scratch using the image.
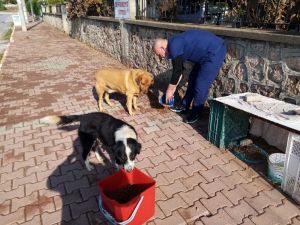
[95,68,154,115]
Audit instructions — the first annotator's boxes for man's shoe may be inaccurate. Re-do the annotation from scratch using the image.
[180,109,189,115]
[170,105,186,113]
[184,114,199,124]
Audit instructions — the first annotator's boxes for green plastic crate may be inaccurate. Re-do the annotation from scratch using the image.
[208,100,250,149]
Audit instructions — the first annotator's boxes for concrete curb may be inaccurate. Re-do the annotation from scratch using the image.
[0,25,15,71]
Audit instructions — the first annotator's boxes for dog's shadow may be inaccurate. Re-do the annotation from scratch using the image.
[92,87,128,112]
[46,125,116,224]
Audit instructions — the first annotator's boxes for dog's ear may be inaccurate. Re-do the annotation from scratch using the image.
[135,73,143,85]
[127,138,141,155]
[112,141,125,153]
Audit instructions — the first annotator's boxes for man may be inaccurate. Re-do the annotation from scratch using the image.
[153,29,226,124]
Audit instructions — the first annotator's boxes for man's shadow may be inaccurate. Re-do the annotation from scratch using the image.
[46,125,116,224]
[147,61,211,137]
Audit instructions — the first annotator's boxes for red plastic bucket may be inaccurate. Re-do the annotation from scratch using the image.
[98,168,156,225]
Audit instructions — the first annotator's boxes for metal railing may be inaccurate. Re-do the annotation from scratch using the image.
[135,0,300,31]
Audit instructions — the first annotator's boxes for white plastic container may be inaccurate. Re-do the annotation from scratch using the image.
[268,153,286,184]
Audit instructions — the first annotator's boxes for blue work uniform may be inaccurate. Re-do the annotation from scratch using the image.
[167,29,226,115]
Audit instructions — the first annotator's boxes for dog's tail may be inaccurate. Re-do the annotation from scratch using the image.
[40,115,82,125]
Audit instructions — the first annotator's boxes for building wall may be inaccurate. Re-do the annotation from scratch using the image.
[43,13,300,104]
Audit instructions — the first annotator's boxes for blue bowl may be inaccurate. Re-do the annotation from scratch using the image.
[159,94,174,107]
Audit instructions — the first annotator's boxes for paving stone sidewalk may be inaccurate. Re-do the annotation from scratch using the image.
[0,22,299,225]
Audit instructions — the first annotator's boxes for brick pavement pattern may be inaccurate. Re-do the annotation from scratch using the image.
[0,23,299,225]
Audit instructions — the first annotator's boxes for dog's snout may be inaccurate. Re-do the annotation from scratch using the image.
[125,166,133,172]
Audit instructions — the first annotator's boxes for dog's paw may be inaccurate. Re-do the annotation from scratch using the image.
[128,109,135,115]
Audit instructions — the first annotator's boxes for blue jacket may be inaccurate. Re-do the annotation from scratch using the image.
[167,29,224,63]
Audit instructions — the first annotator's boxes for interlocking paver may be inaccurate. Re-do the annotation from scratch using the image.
[163,167,188,183]
[135,157,155,169]
[1,168,24,183]
[1,207,25,225]
[39,195,56,214]
[156,187,168,201]
[0,22,299,225]
[149,152,171,166]
[198,154,225,170]
[200,178,229,197]
[2,151,24,165]
[224,200,258,224]
[160,179,188,198]
[245,190,282,214]
[179,185,209,206]
[181,172,207,190]
[25,180,47,195]
[221,184,253,205]
[155,173,170,186]
[165,146,193,160]
[200,208,236,225]
[200,165,227,182]
[200,191,233,215]
[0,199,11,215]
[178,201,210,224]
[21,215,42,225]
[12,173,37,189]
[14,158,35,171]
[154,135,173,146]
[157,194,188,217]
[11,191,39,212]
[165,156,188,170]
[0,185,25,203]
[217,170,249,189]
[147,162,171,178]
[154,211,187,225]
[182,160,207,176]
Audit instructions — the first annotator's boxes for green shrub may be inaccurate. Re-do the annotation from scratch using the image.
[26,0,42,16]
[47,0,64,5]
[0,0,7,10]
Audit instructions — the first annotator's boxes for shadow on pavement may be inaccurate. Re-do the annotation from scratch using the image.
[46,125,115,224]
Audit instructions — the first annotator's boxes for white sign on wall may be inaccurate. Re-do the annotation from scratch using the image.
[114,0,130,19]
[12,14,21,26]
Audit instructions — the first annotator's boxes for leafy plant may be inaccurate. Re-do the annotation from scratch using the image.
[26,0,42,15]
[0,0,7,10]
[67,0,113,19]
[47,0,64,5]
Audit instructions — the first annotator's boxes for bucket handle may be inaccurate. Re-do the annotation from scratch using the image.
[98,194,144,225]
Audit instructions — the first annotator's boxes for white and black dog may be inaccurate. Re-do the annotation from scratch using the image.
[41,112,141,172]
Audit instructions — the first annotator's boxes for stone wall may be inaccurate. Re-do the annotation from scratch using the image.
[43,14,63,31]
[70,18,122,62]
[43,13,300,104]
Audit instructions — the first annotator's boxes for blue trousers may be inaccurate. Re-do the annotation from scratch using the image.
[182,44,226,115]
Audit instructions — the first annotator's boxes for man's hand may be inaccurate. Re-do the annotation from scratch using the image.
[165,84,177,103]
